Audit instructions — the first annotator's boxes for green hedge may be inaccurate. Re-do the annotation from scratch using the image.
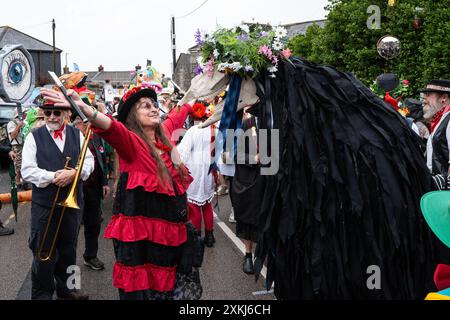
[289,0,450,96]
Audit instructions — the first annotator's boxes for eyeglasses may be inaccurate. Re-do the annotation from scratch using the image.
[137,99,157,111]
[43,110,63,117]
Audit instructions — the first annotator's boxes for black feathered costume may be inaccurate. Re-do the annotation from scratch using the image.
[250,58,450,300]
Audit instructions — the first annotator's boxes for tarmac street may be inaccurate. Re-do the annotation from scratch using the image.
[0,169,275,300]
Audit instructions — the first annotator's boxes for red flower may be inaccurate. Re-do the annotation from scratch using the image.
[192,103,207,119]
[403,79,410,86]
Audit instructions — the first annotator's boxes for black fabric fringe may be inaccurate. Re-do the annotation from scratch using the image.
[252,58,450,300]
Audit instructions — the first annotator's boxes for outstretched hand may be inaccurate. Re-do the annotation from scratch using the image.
[40,88,85,110]
[41,87,112,130]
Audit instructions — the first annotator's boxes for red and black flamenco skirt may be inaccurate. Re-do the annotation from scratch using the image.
[105,173,203,300]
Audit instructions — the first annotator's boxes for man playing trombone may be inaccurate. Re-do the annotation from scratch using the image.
[21,99,94,300]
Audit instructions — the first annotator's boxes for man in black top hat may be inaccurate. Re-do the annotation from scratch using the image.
[420,80,450,175]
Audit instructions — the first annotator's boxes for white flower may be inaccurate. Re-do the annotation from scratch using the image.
[274,26,287,39]
[218,63,227,72]
[196,56,206,67]
[218,62,242,72]
[267,65,278,73]
[240,24,250,33]
[213,49,220,59]
[272,41,283,51]
[231,62,242,71]
[244,65,254,72]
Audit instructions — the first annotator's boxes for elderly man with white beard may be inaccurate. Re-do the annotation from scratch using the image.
[21,99,94,300]
[421,80,450,175]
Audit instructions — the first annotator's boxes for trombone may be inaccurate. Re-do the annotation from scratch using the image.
[37,127,93,262]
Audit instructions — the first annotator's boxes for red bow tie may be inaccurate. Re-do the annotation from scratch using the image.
[53,125,65,140]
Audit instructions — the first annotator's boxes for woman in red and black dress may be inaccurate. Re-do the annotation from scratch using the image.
[41,86,202,300]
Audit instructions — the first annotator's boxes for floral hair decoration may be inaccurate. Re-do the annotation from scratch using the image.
[122,86,143,103]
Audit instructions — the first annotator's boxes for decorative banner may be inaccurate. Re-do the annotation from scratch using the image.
[104,86,126,102]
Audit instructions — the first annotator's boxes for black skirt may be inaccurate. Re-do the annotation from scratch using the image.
[236,221,259,243]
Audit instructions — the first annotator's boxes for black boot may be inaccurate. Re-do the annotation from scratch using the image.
[204,230,215,247]
[243,254,254,275]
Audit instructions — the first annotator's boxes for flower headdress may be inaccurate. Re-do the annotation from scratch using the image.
[195,24,292,78]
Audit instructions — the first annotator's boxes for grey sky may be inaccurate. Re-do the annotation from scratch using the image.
[1,0,328,75]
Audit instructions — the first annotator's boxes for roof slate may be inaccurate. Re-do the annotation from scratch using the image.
[0,26,62,52]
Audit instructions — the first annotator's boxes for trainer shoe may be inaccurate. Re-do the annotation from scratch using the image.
[84,257,105,271]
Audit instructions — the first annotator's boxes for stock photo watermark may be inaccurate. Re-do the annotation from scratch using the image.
[367,5,381,30]
[366,265,382,290]
[66,265,81,290]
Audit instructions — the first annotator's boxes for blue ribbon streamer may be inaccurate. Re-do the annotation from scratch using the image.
[209,75,243,174]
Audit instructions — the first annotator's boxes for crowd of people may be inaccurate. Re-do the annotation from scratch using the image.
[0,67,450,300]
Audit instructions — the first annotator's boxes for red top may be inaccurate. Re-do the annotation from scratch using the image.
[92,104,193,196]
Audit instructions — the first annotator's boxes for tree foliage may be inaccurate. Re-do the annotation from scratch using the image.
[288,0,450,96]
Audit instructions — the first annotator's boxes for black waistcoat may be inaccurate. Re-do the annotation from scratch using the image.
[432,113,450,175]
[32,125,84,209]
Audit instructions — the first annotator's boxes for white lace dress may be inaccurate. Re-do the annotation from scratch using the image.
[177,125,215,206]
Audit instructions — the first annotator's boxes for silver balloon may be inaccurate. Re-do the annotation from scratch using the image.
[377,36,401,60]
